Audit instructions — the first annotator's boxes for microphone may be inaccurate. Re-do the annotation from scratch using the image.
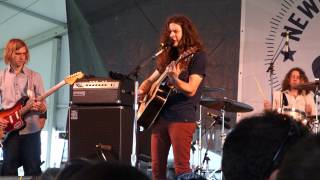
[207,112,231,122]
[281,30,295,61]
[152,39,173,59]
[207,112,219,119]
[284,31,290,53]
[207,112,231,129]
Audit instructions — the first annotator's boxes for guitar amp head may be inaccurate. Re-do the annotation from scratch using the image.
[71,77,134,106]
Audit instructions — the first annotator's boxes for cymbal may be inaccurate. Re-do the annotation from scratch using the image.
[202,86,225,92]
[200,97,253,112]
[293,81,320,91]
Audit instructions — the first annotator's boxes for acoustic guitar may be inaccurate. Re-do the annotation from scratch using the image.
[137,47,197,130]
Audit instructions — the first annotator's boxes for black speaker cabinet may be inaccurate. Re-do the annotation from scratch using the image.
[68,106,134,164]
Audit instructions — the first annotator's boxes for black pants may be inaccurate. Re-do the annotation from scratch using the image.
[1,131,42,176]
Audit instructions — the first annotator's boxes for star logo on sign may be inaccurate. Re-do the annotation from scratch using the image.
[281,48,296,62]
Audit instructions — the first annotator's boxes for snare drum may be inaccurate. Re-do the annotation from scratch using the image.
[280,107,307,122]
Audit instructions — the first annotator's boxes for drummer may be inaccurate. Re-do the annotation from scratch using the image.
[264,67,316,122]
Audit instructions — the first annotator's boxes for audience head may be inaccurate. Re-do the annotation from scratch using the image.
[222,112,309,180]
[55,158,94,180]
[39,167,60,180]
[277,134,320,180]
[69,161,150,180]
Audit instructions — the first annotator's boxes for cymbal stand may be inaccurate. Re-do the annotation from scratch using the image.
[221,109,227,146]
[314,79,319,134]
[219,108,227,180]
[194,104,204,174]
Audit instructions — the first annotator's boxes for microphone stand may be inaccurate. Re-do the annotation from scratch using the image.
[266,34,286,105]
[128,46,162,167]
[314,79,319,134]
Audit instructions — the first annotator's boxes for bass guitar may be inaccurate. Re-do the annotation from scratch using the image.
[137,47,197,130]
[0,71,84,141]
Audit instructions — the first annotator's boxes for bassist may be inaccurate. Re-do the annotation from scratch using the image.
[138,15,207,180]
[0,39,47,176]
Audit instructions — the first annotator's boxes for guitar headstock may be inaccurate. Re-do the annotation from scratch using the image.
[65,72,85,85]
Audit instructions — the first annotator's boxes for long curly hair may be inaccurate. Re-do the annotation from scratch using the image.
[156,15,204,73]
[3,38,29,65]
[282,67,310,94]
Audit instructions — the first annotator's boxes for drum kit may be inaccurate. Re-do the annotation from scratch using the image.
[191,80,320,179]
[292,79,320,133]
[191,86,253,180]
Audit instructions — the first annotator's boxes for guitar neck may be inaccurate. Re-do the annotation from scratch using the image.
[38,80,66,101]
[20,80,66,115]
[157,55,184,83]
[157,68,169,84]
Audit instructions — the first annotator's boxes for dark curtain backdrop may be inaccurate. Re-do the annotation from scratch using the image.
[66,0,241,126]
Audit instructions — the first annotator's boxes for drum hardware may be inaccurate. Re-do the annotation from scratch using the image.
[194,85,224,174]
[200,112,231,180]
[202,97,254,179]
[307,115,320,119]
[314,79,319,134]
[279,107,307,123]
[192,112,226,177]
[306,117,319,134]
[200,97,254,112]
[203,86,225,93]
[207,112,231,130]
[193,112,230,176]
[293,79,320,133]
[292,80,320,91]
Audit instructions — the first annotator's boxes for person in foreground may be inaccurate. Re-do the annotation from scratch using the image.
[222,112,309,180]
[277,134,320,180]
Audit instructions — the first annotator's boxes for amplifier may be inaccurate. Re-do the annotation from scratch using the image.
[68,106,134,163]
[71,78,134,106]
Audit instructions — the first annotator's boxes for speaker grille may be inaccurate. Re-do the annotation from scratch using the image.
[68,106,133,164]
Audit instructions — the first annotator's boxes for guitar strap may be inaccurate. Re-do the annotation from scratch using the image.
[0,67,35,101]
[26,70,47,119]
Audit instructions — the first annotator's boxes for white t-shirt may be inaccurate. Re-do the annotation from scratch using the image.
[273,90,316,116]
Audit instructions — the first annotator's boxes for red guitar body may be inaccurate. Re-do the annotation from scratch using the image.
[0,96,29,133]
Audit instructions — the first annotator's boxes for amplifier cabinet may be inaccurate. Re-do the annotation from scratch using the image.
[71,78,134,106]
[68,106,134,164]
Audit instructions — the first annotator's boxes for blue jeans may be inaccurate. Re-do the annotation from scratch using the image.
[1,131,42,176]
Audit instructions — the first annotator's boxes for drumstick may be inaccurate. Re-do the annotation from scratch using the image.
[254,76,267,100]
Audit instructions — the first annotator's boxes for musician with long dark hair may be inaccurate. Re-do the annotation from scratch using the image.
[264,67,316,122]
[0,39,47,176]
[138,15,207,179]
